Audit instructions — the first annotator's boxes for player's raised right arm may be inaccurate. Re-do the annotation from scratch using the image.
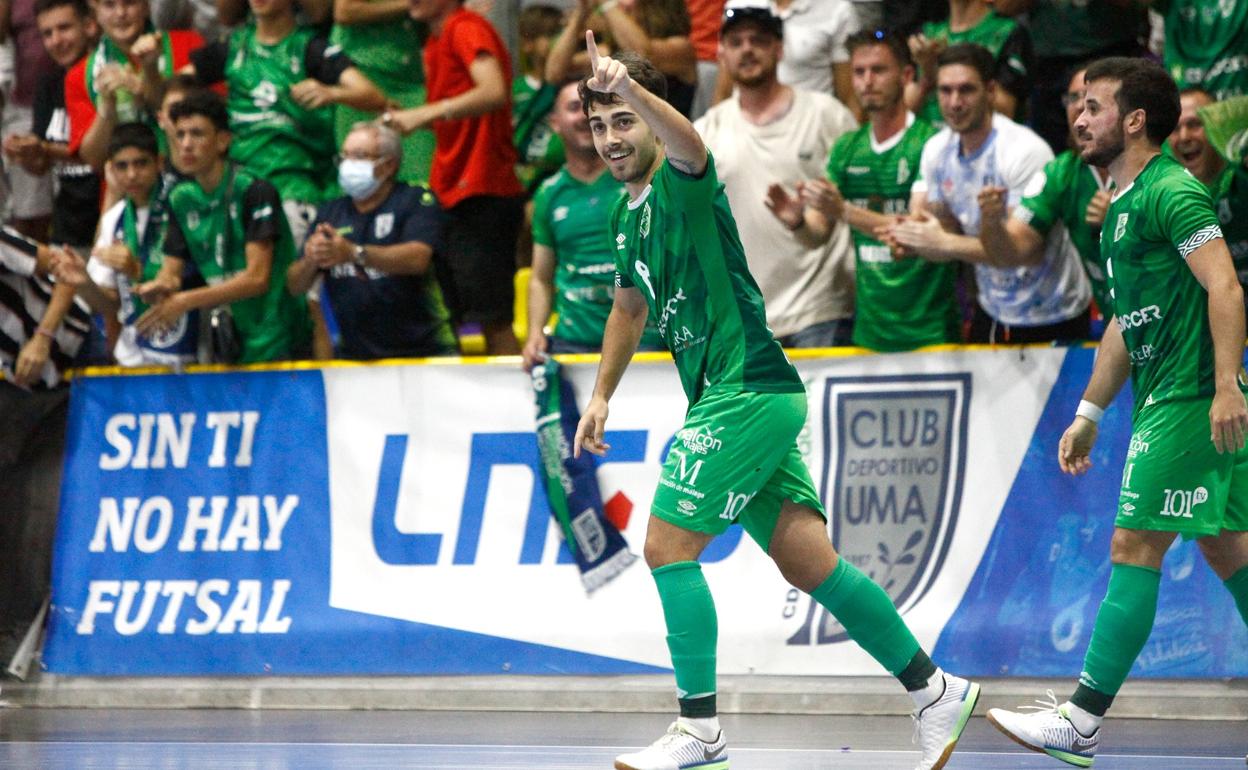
[574,285,649,458]
[583,31,706,177]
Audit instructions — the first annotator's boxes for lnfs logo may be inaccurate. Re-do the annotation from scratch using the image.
[788,373,971,646]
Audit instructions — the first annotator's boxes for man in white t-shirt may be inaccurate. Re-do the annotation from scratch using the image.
[885,42,1091,343]
[773,0,860,113]
[695,0,858,346]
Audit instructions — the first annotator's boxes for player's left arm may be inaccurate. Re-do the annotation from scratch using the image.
[1187,237,1248,453]
[584,31,706,177]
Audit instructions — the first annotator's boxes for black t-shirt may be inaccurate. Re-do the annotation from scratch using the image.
[162,176,284,259]
[189,34,352,86]
[32,65,101,248]
[312,183,457,360]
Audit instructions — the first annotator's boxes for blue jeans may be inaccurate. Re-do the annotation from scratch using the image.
[776,318,854,349]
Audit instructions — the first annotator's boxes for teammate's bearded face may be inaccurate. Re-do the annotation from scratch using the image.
[719,24,781,89]
[1170,91,1221,182]
[851,44,908,114]
[936,64,992,135]
[1075,79,1127,168]
[587,102,659,186]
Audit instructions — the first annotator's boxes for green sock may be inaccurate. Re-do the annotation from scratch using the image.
[652,561,717,714]
[810,558,921,677]
[1225,564,1248,628]
[1072,563,1161,716]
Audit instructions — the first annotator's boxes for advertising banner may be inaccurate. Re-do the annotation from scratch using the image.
[43,349,1248,677]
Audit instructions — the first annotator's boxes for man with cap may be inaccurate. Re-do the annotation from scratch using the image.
[695,0,858,348]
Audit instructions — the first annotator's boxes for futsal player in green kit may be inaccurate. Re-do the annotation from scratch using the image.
[570,32,980,770]
[989,57,1248,767]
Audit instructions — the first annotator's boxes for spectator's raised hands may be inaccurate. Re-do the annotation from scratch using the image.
[886,210,953,261]
[764,183,805,231]
[50,247,89,288]
[977,185,1009,223]
[584,31,631,96]
[907,34,946,76]
[1085,189,1111,228]
[306,222,354,269]
[131,33,163,69]
[95,241,141,279]
[800,179,845,220]
[290,79,334,110]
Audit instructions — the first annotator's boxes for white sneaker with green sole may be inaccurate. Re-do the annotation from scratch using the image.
[913,672,982,770]
[988,690,1100,767]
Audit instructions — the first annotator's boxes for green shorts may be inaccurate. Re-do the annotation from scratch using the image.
[1116,396,1248,539]
[651,390,825,551]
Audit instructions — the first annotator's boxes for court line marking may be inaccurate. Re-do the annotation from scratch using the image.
[0,741,1239,761]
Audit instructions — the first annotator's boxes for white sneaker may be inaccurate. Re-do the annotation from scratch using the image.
[987,690,1100,767]
[912,672,981,770]
[614,721,729,770]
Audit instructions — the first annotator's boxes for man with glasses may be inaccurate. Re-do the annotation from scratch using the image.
[286,121,456,360]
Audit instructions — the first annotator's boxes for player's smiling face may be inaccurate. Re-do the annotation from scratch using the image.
[1075,79,1127,168]
[1169,90,1222,183]
[587,102,659,187]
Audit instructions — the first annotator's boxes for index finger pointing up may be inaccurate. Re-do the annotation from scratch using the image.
[586,30,601,71]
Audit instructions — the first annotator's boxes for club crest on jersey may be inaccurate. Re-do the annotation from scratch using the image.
[640,202,651,238]
[187,211,200,230]
[788,373,969,646]
[1114,213,1129,242]
[897,158,910,186]
[374,212,394,239]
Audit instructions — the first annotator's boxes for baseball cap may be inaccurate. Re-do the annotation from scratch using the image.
[721,0,783,39]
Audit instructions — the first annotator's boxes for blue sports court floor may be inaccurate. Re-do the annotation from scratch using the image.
[0,708,1243,769]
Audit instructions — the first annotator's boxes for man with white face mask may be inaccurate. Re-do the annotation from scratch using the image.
[286,121,457,359]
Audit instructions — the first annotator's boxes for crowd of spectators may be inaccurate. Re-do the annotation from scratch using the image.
[0,0,1242,391]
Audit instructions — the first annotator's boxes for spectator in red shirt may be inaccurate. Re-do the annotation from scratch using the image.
[388,0,524,355]
[63,0,203,168]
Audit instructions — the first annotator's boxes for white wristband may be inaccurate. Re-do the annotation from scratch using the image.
[1076,399,1104,424]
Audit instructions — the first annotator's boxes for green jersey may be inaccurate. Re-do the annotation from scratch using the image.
[825,116,959,352]
[331,15,433,183]
[532,167,660,348]
[196,24,352,203]
[918,11,1031,123]
[1212,162,1248,281]
[611,154,802,404]
[513,76,565,193]
[1102,154,1225,413]
[1016,150,1115,313]
[164,164,310,363]
[1157,0,1248,101]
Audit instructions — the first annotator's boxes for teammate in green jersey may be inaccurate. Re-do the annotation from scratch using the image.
[136,90,310,363]
[905,0,1033,123]
[185,0,387,247]
[331,1,435,184]
[788,29,958,352]
[570,34,979,770]
[1155,0,1248,102]
[989,57,1248,768]
[980,66,1116,320]
[521,77,659,370]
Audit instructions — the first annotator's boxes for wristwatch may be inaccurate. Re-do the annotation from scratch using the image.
[353,243,367,266]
